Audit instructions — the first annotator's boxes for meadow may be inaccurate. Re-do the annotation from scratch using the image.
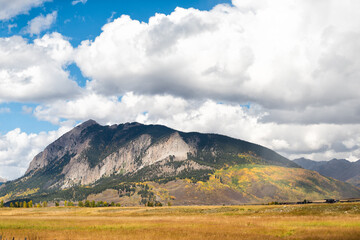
[0,203,359,240]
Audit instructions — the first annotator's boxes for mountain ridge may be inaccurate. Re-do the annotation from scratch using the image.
[1,120,359,204]
[293,158,360,187]
[24,119,299,190]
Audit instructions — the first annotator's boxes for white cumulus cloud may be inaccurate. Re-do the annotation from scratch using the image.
[25,11,57,36]
[32,92,360,163]
[75,0,360,125]
[2,0,360,180]
[0,125,72,180]
[0,0,51,20]
[72,0,87,6]
[0,33,81,103]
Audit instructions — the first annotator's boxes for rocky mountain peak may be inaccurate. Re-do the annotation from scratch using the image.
[329,158,349,164]
[294,157,360,187]
[76,119,98,129]
[2,121,360,204]
[25,119,100,175]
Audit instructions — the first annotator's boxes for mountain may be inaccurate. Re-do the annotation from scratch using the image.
[293,158,360,187]
[0,177,6,186]
[0,120,359,205]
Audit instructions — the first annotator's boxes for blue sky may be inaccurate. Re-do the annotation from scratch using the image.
[1,0,360,179]
[0,0,231,134]
[1,0,232,46]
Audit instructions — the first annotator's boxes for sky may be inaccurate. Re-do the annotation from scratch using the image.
[0,0,360,180]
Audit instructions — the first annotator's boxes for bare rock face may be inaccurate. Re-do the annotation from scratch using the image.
[60,132,198,188]
[10,119,298,195]
[24,120,207,189]
[61,134,152,188]
[141,132,195,167]
[3,120,360,204]
[26,120,97,175]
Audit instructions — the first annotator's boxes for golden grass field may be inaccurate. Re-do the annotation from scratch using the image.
[0,203,359,240]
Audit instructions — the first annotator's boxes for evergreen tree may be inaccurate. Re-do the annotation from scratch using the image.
[78,201,84,207]
[55,202,59,207]
[85,200,90,207]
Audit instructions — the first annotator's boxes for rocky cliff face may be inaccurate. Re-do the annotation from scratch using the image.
[1,120,307,202]
[19,120,298,191]
[60,132,199,188]
[23,120,217,189]
[0,178,6,188]
[26,120,97,174]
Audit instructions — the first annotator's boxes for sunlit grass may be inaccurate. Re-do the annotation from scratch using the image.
[0,203,359,239]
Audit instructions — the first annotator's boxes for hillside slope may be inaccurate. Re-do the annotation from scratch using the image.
[0,177,6,187]
[294,158,360,187]
[1,120,359,204]
[86,164,360,206]
[152,165,360,205]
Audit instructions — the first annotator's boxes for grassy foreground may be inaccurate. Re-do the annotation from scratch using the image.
[0,203,359,240]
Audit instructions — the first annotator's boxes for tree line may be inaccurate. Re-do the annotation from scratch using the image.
[0,199,121,208]
[0,199,168,208]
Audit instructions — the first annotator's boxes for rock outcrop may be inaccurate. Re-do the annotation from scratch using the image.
[60,132,199,188]
[2,120,321,203]
[19,120,298,190]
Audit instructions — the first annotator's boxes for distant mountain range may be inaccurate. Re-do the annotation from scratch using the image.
[293,158,360,187]
[0,177,7,185]
[0,177,6,186]
[0,120,359,205]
